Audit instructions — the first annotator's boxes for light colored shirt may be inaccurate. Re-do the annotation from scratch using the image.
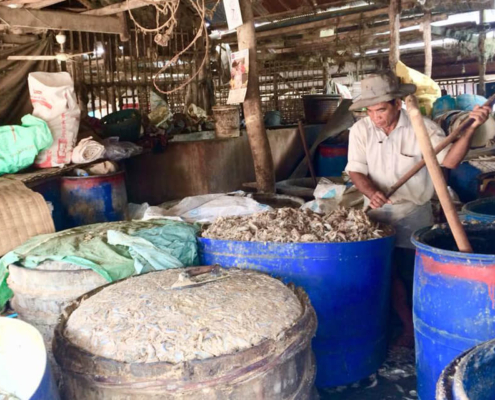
[345,109,451,207]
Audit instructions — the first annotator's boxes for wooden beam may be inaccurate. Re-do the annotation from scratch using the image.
[82,0,149,16]
[255,7,390,39]
[0,0,39,6]
[237,0,275,194]
[389,0,401,72]
[423,10,432,77]
[75,0,94,9]
[0,7,126,34]
[29,0,64,9]
[257,13,447,51]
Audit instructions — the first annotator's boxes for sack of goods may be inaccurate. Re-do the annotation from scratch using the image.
[28,72,81,168]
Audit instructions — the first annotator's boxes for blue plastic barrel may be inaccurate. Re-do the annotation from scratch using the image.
[462,198,495,223]
[315,143,348,177]
[437,338,495,400]
[0,317,60,400]
[448,163,482,203]
[412,224,495,400]
[61,170,128,228]
[198,235,395,388]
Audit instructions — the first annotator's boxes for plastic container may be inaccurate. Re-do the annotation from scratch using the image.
[198,235,395,388]
[212,105,240,138]
[0,317,60,400]
[264,110,282,127]
[61,170,128,228]
[437,338,495,400]
[448,163,482,203]
[100,109,141,142]
[316,143,348,177]
[302,95,341,124]
[462,197,495,223]
[412,224,495,400]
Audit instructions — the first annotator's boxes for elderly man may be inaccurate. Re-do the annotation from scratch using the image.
[346,72,490,347]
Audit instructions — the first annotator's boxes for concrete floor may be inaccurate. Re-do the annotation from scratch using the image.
[319,348,417,400]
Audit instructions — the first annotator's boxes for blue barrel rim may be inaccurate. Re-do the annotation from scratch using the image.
[61,170,124,181]
[462,197,495,217]
[454,338,495,399]
[411,224,495,261]
[437,338,495,400]
[198,232,396,247]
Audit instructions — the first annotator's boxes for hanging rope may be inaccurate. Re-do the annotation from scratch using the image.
[127,0,221,96]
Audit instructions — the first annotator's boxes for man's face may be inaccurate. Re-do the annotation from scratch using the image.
[366,100,402,130]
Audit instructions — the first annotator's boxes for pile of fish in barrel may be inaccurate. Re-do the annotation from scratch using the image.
[202,207,391,243]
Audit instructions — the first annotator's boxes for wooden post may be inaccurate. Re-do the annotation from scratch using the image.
[423,10,432,78]
[479,10,487,97]
[273,73,279,110]
[388,0,401,72]
[406,95,472,253]
[237,0,275,194]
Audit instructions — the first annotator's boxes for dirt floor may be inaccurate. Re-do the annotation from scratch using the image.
[319,347,417,400]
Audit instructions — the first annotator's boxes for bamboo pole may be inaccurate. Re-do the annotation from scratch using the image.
[479,10,487,97]
[237,0,275,194]
[423,10,432,78]
[388,0,400,72]
[405,95,472,253]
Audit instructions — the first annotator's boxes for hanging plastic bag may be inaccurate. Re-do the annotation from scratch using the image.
[28,72,81,168]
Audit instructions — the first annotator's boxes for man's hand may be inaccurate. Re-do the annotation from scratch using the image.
[469,105,491,129]
[369,191,392,209]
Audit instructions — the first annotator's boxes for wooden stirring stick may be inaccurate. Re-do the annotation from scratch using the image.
[405,95,472,253]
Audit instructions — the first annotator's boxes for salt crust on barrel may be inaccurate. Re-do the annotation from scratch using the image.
[65,269,302,364]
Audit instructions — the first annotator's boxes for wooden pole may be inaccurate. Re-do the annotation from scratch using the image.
[237,0,276,194]
[388,0,400,72]
[423,10,432,78]
[405,95,472,253]
[478,10,487,97]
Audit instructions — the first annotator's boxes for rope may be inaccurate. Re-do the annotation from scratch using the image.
[127,0,220,96]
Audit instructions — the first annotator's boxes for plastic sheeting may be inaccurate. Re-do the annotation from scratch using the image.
[0,220,200,309]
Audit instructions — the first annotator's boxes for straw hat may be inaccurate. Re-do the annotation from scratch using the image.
[349,71,417,111]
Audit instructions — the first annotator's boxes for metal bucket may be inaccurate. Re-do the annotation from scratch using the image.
[61,170,128,228]
[198,235,395,388]
[462,198,495,223]
[412,224,495,400]
[212,105,240,138]
[0,317,60,400]
[437,338,495,400]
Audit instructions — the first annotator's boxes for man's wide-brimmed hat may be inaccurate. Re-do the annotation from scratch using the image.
[349,71,417,111]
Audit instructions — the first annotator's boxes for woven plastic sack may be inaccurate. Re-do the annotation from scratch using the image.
[396,61,441,117]
[0,114,53,175]
[28,72,80,167]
